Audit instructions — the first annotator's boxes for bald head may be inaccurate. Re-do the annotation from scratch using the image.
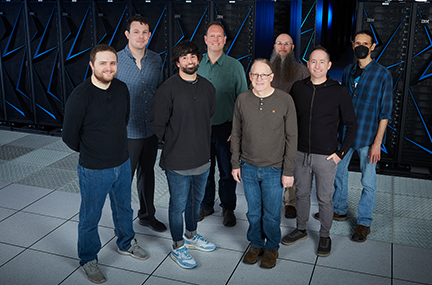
[274,33,294,58]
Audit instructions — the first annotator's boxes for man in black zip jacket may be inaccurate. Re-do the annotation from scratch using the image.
[281,46,357,257]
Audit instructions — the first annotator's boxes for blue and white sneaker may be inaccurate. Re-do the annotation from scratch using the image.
[170,245,197,269]
[184,234,217,252]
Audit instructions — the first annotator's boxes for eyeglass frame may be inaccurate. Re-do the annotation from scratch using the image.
[275,42,293,46]
[249,73,273,80]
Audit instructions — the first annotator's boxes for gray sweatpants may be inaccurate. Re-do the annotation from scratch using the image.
[294,151,337,237]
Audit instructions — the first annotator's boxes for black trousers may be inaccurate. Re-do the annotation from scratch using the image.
[128,135,158,221]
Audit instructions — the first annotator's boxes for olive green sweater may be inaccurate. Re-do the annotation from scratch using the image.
[230,89,298,176]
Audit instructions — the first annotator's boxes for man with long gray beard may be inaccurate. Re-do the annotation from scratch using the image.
[270,33,309,219]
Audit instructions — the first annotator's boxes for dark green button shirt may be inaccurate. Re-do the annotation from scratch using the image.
[197,53,248,125]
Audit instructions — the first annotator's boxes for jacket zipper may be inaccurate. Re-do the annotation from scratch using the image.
[309,85,316,155]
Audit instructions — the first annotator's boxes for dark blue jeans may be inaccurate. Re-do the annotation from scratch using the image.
[201,122,237,211]
[166,169,210,243]
[241,162,284,250]
[77,159,135,265]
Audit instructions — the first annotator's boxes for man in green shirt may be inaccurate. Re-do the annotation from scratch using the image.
[197,21,248,227]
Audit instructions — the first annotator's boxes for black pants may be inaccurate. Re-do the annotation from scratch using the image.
[128,135,158,221]
[201,122,237,211]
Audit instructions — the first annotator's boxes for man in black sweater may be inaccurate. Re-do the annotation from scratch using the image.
[151,41,216,269]
[281,46,357,257]
[62,44,148,284]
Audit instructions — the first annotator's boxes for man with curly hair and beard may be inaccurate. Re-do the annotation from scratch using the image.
[270,33,309,219]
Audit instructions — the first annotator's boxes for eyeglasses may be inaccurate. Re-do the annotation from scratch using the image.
[275,42,293,46]
[250,73,273,80]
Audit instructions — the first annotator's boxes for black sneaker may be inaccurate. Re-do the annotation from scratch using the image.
[317,237,331,257]
[139,218,167,232]
[198,208,214,222]
[222,209,236,227]
[281,229,308,245]
[313,212,348,222]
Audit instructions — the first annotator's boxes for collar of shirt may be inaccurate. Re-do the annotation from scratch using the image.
[123,44,148,64]
[202,52,227,67]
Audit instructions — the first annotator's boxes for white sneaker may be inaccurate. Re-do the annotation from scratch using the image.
[170,245,197,269]
[184,234,216,252]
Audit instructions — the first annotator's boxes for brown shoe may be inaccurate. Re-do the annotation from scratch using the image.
[313,212,347,222]
[243,246,263,264]
[260,249,278,269]
[284,205,297,219]
[222,209,236,227]
[198,208,214,222]
[351,225,371,242]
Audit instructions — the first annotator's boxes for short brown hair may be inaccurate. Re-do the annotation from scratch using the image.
[90,44,117,64]
[126,15,150,32]
[310,45,330,61]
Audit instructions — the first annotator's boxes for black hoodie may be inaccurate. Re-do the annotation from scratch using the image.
[290,76,357,159]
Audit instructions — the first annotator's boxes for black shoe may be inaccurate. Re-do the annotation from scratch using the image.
[139,218,167,232]
[313,212,348,222]
[317,237,331,257]
[198,208,214,222]
[222,209,236,227]
[281,229,308,246]
[284,206,297,219]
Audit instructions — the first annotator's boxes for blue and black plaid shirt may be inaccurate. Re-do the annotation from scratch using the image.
[342,59,393,148]
[116,45,163,139]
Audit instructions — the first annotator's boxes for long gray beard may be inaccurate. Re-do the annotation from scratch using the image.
[270,50,297,82]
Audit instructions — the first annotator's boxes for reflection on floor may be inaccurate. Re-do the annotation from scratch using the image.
[1,129,431,284]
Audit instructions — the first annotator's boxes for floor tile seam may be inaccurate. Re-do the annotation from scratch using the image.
[94,262,152,276]
[15,188,57,211]
[0,182,12,190]
[0,207,21,222]
[224,244,249,285]
[391,277,431,285]
[277,256,317,266]
[58,266,82,285]
[0,244,31,269]
[20,209,78,221]
[313,263,393,279]
[25,247,81,263]
[143,275,198,285]
[391,243,394,282]
[139,251,172,282]
[25,218,72,250]
[308,256,319,285]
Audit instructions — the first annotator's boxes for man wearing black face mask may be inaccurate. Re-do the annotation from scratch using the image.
[314,30,393,243]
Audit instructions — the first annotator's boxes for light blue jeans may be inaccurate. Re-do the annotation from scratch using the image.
[333,146,377,227]
[241,162,284,250]
[77,159,135,265]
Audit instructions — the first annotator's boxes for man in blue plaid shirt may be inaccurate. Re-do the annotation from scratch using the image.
[116,16,166,232]
[326,30,393,242]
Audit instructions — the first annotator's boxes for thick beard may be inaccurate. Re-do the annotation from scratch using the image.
[93,70,115,85]
[181,64,198,75]
[270,50,297,82]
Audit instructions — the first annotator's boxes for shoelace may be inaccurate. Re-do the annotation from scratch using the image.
[177,247,192,258]
[319,238,329,247]
[194,234,207,243]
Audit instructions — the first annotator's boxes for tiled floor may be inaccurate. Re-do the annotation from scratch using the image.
[0,129,432,285]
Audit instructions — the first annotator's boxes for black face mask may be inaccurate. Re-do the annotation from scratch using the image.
[354,45,370,59]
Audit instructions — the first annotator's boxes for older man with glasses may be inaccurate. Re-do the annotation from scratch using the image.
[230,59,297,269]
